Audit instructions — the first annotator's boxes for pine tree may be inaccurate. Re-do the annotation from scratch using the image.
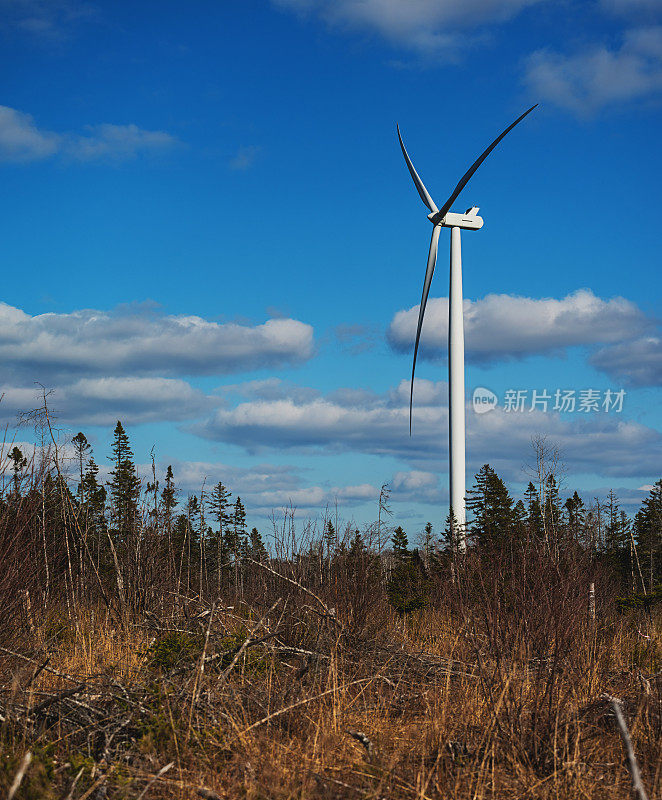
[249,527,268,562]
[563,491,585,543]
[9,446,28,497]
[161,466,178,524]
[233,497,247,548]
[349,530,364,557]
[466,464,514,550]
[323,520,337,557]
[107,421,140,541]
[542,474,562,544]
[512,500,527,543]
[209,481,231,591]
[524,482,544,540]
[423,521,434,565]
[387,527,429,615]
[81,455,106,534]
[605,490,625,555]
[634,479,662,591]
[391,526,409,560]
[160,466,177,579]
[441,509,459,554]
[72,432,90,503]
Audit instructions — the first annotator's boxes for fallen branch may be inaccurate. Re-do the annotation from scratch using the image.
[31,683,86,716]
[136,761,175,800]
[217,598,282,688]
[602,694,649,800]
[239,678,370,736]
[244,558,335,618]
[7,751,32,800]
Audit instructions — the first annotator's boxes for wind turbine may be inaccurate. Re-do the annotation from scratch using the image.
[397,105,537,547]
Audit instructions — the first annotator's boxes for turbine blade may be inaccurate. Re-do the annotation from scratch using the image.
[410,223,442,434]
[397,124,439,215]
[434,104,538,223]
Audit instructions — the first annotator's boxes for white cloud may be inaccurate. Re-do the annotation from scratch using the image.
[0,377,218,427]
[0,106,60,162]
[0,0,97,42]
[524,27,662,114]
[387,289,647,363]
[590,335,662,386]
[136,458,382,517]
[229,145,261,171]
[601,0,662,14]
[67,124,178,162]
[193,378,662,480]
[193,378,447,460]
[136,458,444,518]
[0,302,315,382]
[0,105,178,163]
[272,0,544,57]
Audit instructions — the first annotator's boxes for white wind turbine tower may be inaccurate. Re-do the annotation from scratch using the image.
[397,105,537,548]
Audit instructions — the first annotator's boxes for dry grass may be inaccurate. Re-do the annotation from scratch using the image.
[1,582,661,800]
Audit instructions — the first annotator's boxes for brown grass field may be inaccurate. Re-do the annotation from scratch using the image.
[1,547,661,800]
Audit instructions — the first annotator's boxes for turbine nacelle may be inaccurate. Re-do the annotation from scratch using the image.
[397,104,538,433]
[427,209,484,230]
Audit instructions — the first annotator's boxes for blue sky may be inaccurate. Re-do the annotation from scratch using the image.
[1,0,661,536]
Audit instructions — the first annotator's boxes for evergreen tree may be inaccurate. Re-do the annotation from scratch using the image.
[563,491,585,542]
[161,466,177,522]
[349,530,364,557]
[391,526,409,560]
[542,474,562,543]
[233,497,247,547]
[160,465,177,538]
[323,520,337,557]
[249,527,268,562]
[441,509,459,554]
[209,481,231,589]
[605,490,625,556]
[512,500,527,543]
[524,482,544,540]
[81,455,106,533]
[422,521,434,564]
[634,479,662,591]
[72,432,90,503]
[9,446,28,497]
[107,421,140,541]
[386,531,430,615]
[466,464,515,550]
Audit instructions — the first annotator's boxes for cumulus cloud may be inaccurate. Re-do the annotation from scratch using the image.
[192,378,447,461]
[524,27,662,114]
[137,458,445,518]
[387,289,648,363]
[0,377,218,427]
[590,335,662,386]
[392,470,447,505]
[0,105,178,163]
[272,0,544,57]
[193,378,662,480]
[136,458,382,517]
[0,302,315,383]
[470,405,662,481]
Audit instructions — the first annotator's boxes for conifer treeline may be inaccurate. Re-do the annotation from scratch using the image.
[1,420,661,620]
[1,421,269,616]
